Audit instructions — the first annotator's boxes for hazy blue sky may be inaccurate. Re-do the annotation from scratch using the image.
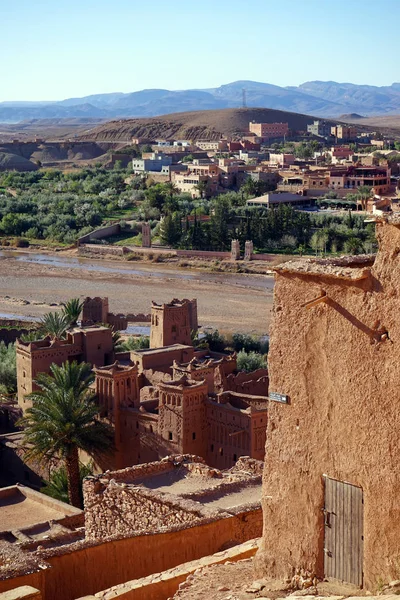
[2,0,399,101]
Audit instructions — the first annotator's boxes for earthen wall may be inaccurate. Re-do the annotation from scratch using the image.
[256,221,400,588]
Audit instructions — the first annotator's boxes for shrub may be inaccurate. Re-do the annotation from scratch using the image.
[13,237,29,248]
[236,350,267,373]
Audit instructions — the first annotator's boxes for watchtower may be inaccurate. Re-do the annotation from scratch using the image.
[244,240,254,261]
[142,223,151,248]
[231,239,240,260]
[150,299,197,348]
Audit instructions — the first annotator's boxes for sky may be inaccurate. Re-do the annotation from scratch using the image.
[1,0,400,102]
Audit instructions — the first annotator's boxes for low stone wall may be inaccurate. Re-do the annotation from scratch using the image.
[176,250,231,260]
[78,244,128,256]
[0,586,42,600]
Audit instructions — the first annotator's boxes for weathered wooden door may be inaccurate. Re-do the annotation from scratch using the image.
[324,476,364,587]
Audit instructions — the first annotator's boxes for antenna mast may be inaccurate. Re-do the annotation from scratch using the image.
[242,88,247,108]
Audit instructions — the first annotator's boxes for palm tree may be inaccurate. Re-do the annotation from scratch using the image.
[61,298,84,328]
[18,361,114,508]
[42,462,93,504]
[194,180,208,199]
[357,185,372,212]
[40,311,70,340]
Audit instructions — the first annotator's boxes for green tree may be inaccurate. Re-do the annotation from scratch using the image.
[209,198,231,250]
[160,214,182,246]
[61,298,84,328]
[42,462,93,504]
[194,180,208,199]
[40,312,70,340]
[357,186,372,211]
[236,350,267,373]
[120,336,150,351]
[0,342,17,393]
[18,361,114,508]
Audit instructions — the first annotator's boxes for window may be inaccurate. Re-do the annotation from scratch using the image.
[233,454,237,462]
[211,444,214,452]
[192,432,196,440]
[169,431,173,441]
[98,344,102,350]
[219,448,223,456]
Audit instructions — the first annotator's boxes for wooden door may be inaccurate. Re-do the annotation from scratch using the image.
[324,476,364,587]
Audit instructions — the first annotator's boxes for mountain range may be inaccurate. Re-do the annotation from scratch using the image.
[2,80,400,123]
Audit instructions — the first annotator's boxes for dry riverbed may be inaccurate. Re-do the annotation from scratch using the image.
[0,250,274,335]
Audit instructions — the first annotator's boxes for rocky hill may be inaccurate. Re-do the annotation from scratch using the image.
[3,80,400,122]
[77,107,320,142]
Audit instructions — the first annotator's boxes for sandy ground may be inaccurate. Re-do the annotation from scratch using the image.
[0,251,274,334]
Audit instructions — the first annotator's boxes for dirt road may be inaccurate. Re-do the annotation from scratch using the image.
[0,251,274,335]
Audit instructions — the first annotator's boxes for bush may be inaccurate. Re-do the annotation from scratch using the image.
[236,350,267,373]
[120,336,150,351]
[0,342,17,393]
[204,330,226,352]
[13,237,29,248]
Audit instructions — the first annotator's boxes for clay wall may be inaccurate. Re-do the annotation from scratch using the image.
[224,369,269,396]
[81,298,109,325]
[130,346,194,373]
[256,220,400,588]
[9,507,261,600]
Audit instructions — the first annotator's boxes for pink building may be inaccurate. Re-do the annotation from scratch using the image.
[249,122,289,141]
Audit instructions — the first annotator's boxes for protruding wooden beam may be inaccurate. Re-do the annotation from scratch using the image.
[302,290,328,309]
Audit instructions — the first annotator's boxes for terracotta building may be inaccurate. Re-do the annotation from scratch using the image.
[256,217,400,589]
[249,121,289,141]
[16,326,114,411]
[150,298,198,348]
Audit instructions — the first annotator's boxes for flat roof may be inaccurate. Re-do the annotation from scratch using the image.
[131,344,192,356]
[0,485,81,533]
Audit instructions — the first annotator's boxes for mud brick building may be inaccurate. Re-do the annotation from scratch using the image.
[150,299,198,348]
[16,326,114,411]
[256,216,400,589]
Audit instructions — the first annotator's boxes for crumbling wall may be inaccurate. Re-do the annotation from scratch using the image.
[256,221,400,588]
[84,479,203,541]
[224,369,269,396]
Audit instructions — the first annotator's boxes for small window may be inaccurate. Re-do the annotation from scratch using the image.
[211,444,214,452]
[169,431,173,441]
[136,421,139,429]
[192,432,196,440]
[98,344,102,350]
[233,454,237,462]
[219,448,223,456]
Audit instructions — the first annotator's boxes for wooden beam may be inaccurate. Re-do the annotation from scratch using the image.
[302,291,328,309]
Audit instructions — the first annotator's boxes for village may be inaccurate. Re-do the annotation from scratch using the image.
[0,205,399,600]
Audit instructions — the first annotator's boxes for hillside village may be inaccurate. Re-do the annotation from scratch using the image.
[1,116,400,600]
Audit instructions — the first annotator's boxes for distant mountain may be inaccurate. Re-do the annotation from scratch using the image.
[2,80,400,123]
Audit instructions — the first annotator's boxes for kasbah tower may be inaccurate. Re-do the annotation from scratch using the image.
[256,216,400,589]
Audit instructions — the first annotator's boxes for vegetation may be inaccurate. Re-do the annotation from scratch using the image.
[119,336,150,351]
[42,462,93,505]
[0,167,138,243]
[236,350,267,373]
[0,341,17,394]
[0,159,377,255]
[18,361,114,507]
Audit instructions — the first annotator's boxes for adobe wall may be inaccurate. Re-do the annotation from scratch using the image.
[0,505,262,600]
[256,220,400,588]
[224,368,269,396]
